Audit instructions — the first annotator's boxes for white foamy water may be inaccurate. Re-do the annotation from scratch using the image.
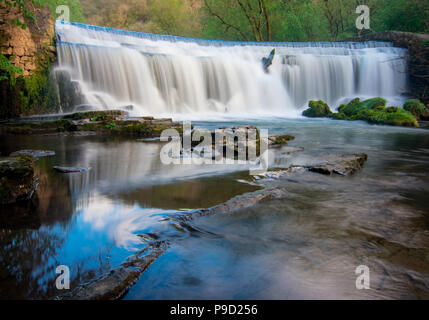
[55,21,408,118]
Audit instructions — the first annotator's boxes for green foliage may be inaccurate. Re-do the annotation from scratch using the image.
[403,99,429,120]
[78,0,201,36]
[148,0,198,36]
[376,0,428,34]
[0,54,22,84]
[39,0,84,22]
[202,0,428,42]
[302,100,333,117]
[105,122,117,130]
[0,0,40,29]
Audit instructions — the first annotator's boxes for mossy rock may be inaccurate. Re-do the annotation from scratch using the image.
[302,100,333,118]
[0,110,181,138]
[329,97,418,127]
[269,134,295,146]
[1,119,77,134]
[367,108,418,127]
[63,110,125,121]
[340,97,386,117]
[331,112,347,120]
[403,99,429,120]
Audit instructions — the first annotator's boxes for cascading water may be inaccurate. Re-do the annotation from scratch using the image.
[55,21,408,118]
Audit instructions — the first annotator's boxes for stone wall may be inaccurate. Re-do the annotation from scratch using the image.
[0,1,59,119]
[0,1,55,76]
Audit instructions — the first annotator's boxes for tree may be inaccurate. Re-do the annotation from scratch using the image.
[203,0,273,41]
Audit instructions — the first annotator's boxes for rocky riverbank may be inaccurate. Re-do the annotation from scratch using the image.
[0,110,182,137]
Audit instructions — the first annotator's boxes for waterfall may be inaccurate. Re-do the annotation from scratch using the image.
[55,21,408,118]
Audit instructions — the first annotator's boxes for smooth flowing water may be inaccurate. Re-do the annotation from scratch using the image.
[55,22,408,117]
[1,119,428,299]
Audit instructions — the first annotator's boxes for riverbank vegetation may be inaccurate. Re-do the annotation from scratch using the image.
[76,0,428,41]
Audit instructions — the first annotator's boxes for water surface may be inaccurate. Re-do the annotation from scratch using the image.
[1,118,428,299]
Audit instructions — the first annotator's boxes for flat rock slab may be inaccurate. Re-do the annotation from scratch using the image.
[261,153,368,179]
[53,166,91,173]
[305,153,368,176]
[136,137,160,142]
[57,242,167,300]
[10,150,55,159]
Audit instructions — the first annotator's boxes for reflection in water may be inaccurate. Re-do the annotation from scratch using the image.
[0,134,258,299]
[0,118,429,299]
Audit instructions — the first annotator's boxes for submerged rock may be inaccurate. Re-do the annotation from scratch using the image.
[182,186,288,220]
[269,134,295,146]
[53,166,91,173]
[0,156,37,204]
[57,186,289,300]
[58,241,167,300]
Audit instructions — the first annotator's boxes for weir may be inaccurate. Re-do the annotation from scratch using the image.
[55,21,409,117]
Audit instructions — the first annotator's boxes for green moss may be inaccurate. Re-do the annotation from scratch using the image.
[329,97,418,127]
[331,112,347,120]
[340,97,387,116]
[105,122,117,130]
[403,99,429,120]
[302,100,333,117]
[63,110,125,121]
[367,108,418,127]
[1,111,181,137]
[55,119,77,131]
